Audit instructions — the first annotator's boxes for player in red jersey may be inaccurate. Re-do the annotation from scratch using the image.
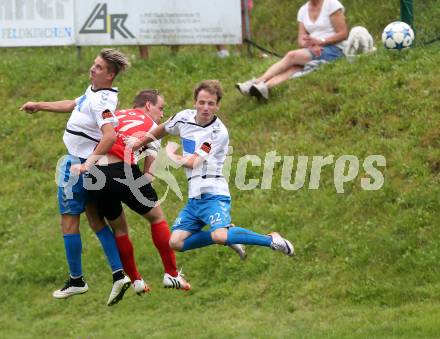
[88,89,190,292]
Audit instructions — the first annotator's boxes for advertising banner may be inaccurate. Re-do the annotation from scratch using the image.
[75,0,241,46]
[0,0,75,47]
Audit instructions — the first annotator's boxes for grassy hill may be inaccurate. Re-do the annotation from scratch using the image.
[1,0,440,337]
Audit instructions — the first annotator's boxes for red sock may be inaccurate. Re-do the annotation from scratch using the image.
[115,234,142,281]
[151,220,178,277]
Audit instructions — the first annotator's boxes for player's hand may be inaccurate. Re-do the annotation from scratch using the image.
[70,163,88,175]
[143,171,154,184]
[166,141,183,164]
[124,136,141,149]
[20,102,40,113]
[165,141,180,157]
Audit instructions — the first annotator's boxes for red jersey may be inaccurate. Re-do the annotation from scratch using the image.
[109,108,160,164]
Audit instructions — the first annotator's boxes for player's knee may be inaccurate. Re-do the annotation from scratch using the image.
[169,237,183,251]
[60,215,80,234]
[145,206,165,224]
[211,230,227,245]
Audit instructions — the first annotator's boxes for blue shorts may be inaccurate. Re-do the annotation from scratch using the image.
[172,194,232,233]
[309,44,344,62]
[56,154,89,215]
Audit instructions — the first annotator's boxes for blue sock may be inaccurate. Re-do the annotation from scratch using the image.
[63,233,83,278]
[226,226,272,247]
[181,231,214,251]
[95,226,123,272]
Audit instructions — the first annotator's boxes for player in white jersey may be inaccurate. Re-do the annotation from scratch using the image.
[127,80,294,272]
[20,49,132,306]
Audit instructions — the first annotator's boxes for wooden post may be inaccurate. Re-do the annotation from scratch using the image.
[76,46,82,60]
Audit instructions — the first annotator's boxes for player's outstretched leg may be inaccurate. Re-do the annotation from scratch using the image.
[175,230,245,259]
[267,232,295,256]
[226,224,246,260]
[224,226,295,257]
[228,243,247,260]
[178,231,214,251]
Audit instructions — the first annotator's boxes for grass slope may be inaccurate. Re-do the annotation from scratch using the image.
[1,1,440,338]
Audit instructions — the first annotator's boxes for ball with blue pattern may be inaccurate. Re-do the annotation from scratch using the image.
[382,21,414,50]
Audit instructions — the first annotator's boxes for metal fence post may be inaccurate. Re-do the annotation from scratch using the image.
[400,0,413,27]
[242,0,252,57]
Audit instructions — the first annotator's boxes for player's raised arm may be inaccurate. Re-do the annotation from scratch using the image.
[72,123,118,175]
[166,141,211,169]
[126,122,168,150]
[20,100,76,113]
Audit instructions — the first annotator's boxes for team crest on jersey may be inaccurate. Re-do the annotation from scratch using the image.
[211,125,221,140]
[102,109,113,119]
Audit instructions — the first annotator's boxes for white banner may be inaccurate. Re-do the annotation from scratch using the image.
[0,0,75,47]
[75,0,242,46]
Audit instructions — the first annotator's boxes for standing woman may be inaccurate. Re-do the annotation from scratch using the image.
[236,0,348,100]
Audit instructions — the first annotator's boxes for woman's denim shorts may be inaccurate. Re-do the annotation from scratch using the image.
[308,44,344,61]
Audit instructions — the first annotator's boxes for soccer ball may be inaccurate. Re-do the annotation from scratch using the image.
[381,21,415,50]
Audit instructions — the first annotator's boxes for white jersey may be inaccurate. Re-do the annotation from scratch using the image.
[63,85,119,159]
[165,109,230,198]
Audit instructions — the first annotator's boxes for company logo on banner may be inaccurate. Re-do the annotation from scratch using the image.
[76,0,241,46]
[0,0,75,47]
[79,3,134,39]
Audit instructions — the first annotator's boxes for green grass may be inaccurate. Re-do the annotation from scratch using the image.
[2,1,440,337]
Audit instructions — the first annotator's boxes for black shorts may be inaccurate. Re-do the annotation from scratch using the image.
[87,162,158,220]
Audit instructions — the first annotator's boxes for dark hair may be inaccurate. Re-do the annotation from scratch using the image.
[193,80,223,103]
[132,89,161,108]
[99,48,130,77]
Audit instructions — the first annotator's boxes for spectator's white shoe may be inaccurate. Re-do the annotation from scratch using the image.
[235,78,256,95]
[53,277,88,299]
[107,275,131,306]
[163,270,191,291]
[217,49,230,58]
[132,279,150,295]
[228,243,247,260]
[269,232,295,256]
[250,82,269,100]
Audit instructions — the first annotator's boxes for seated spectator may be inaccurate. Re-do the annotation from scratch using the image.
[236,0,348,100]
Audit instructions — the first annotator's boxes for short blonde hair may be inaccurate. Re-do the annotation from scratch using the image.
[99,48,130,76]
[193,80,223,103]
